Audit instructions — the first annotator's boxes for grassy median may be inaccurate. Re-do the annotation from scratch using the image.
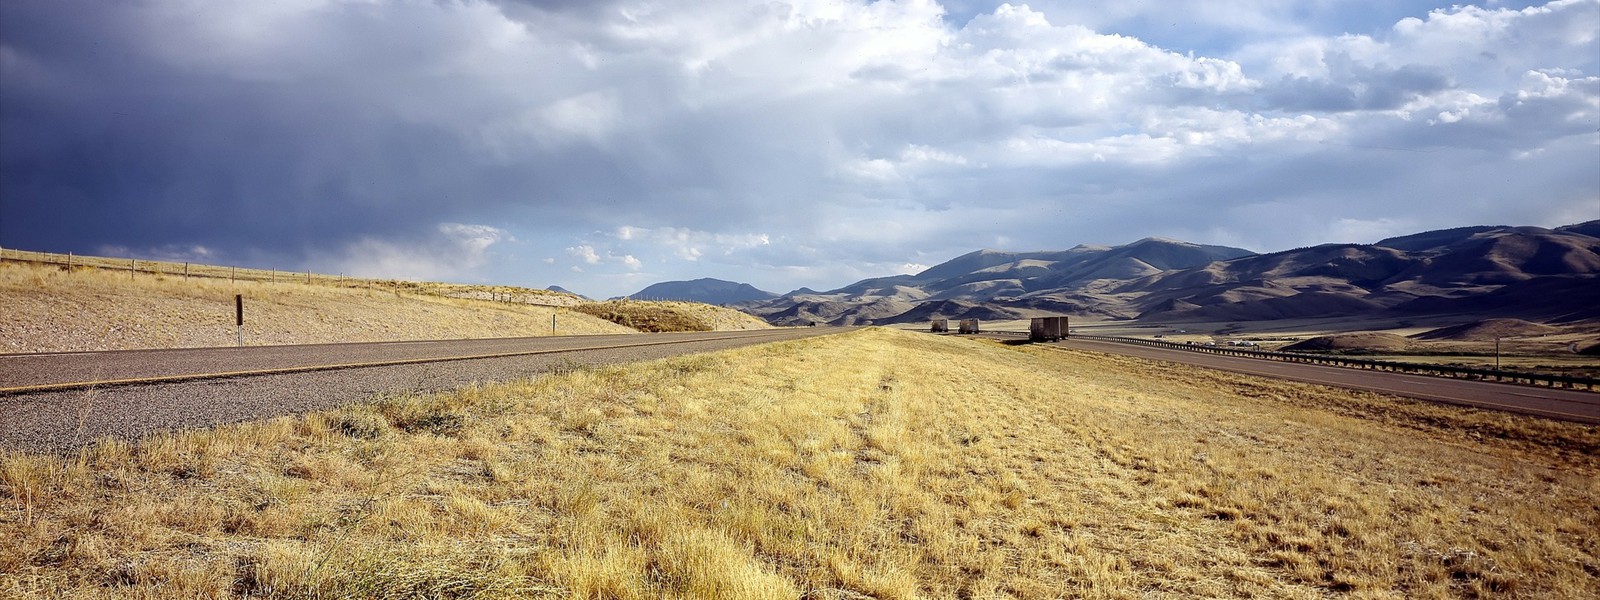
[2,328,1596,598]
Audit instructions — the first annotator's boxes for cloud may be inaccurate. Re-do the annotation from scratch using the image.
[567,245,602,265]
[600,226,770,263]
[312,222,510,281]
[0,0,1594,299]
[565,238,651,274]
[93,244,216,263]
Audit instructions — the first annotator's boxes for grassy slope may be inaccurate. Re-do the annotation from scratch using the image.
[2,329,1596,598]
[572,299,773,333]
[0,263,636,352]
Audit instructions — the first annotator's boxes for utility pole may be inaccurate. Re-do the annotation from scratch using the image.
[1494,336,1501,370]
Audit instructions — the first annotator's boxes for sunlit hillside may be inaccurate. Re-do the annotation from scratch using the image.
[572,299,773,333]
[0,260,634,353]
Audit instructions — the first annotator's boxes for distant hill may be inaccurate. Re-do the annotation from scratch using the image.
[546,285,589,300]
[1411,318,1562,342]
[734,220,1600,327]
[627,278,778,305]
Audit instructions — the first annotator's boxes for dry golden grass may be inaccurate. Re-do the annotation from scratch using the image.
[573,299,773,333]
[381,281,587,307]
[2,329,1596,598]
[0,262,633,353]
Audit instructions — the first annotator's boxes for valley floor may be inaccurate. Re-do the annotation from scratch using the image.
[2,328,1596,598]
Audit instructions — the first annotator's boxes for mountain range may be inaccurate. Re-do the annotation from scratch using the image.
[625,277,778,304]
[713,221,1600,327]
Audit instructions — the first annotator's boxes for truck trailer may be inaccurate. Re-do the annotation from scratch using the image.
[1029,316,1068,342]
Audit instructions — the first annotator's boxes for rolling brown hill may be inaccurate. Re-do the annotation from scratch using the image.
[736,220,1600,327]
[1282,332,1415,352]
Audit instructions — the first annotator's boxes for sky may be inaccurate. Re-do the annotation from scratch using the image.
[1,0,1597,299]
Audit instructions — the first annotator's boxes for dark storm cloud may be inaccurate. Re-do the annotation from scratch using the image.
[3,2,471,256]
[0,0,666,262]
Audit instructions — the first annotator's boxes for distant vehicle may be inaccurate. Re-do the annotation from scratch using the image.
[931,319,949,333]
[958,319,981,334]
[1153,334,1164,339]
[1030,316,1068,342]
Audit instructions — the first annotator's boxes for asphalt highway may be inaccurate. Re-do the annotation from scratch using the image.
[1047,336,1600,424]
[0,329,829,392]
[1,328,850,453]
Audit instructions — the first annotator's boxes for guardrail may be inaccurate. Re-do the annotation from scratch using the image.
[976,330,1598,392]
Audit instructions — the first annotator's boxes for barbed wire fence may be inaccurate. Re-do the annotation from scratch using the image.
[0,246,581,308]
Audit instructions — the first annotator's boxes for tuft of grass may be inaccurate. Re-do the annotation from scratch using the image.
[2,328,1596,598]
